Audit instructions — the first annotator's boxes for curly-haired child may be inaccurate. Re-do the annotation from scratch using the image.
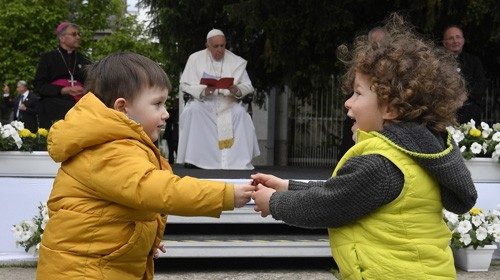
[251,14,477,279]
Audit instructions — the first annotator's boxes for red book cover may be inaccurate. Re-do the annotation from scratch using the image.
[200,77,234,89]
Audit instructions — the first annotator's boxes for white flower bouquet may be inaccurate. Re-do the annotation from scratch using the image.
[11,202,48,253]
[0,121,48,152]
[447,120,500,163]
[443,207,500,249]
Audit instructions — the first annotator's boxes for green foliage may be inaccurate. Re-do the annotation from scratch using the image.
[141,0,498,100]
[87,14,165,64]
[0,0,67,88]
[0,0,166,97]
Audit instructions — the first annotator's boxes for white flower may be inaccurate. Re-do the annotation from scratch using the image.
[476,226,489,241]
[482,128,492,138]
[493,123,500,131]
[471,215,484,227]
[482,142,489,154]
[1,124,23,148]
[493,132,500,142]
[1,124,16,138]
[470,142,482,154]
[468,119,476,127]
[493,151,500,162]
[11,202,48,252]
[460,233,472,246]
[452,130,465,144]
[444,211,459,225]
[480,122,490,131]
[10,121,24,131]
[11,224,25,242]
[457,220,472,234]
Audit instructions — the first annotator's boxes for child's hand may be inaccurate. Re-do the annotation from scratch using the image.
[251,173,288,192]
[234,184,255,208]
[252,184,276,217]
[153,243,166,259]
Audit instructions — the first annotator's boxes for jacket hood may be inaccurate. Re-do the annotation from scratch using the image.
[379,122,477,214]
[47,92,156,162]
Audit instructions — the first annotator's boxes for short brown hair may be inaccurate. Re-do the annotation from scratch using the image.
[341,14,467,133]
[85,52,172,107]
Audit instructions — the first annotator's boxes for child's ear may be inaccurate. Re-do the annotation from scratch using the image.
[382,104,398,120]
[113,98,127,113]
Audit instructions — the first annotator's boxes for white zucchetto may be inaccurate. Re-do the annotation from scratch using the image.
[207,29,225,39]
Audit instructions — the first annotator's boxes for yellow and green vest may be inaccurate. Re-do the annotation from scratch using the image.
[329,130,455,280]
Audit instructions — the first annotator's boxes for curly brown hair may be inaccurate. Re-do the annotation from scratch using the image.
[341,13,467,133]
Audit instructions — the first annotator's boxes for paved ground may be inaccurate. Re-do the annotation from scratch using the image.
[1,258,498,279]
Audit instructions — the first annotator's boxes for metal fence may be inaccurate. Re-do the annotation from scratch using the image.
[287,76,345,166]
[287,76,500,166]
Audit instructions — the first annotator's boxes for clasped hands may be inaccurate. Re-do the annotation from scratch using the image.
[204,85,240,98]
[250,173,289,217]
[61,85,85,97]
[233,173,289,217]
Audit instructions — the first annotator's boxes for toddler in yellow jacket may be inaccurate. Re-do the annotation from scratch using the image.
[36,52,255,279]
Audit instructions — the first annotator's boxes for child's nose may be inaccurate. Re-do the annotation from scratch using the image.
[345,97,352,109]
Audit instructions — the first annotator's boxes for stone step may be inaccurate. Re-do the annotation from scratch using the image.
[160,234,331,258]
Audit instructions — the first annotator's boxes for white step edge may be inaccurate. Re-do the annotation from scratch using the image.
[168,205,281,224]
[160,236,331,258]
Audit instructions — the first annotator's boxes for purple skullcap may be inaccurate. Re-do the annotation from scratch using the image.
[55,21,71,35]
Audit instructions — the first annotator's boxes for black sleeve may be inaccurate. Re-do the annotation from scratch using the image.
[33,52,64,98]
[23,95,40,115]
[469,57,487,107]
[269,154,404,229]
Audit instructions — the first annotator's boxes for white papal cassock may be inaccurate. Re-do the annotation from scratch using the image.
[176,49,260,169]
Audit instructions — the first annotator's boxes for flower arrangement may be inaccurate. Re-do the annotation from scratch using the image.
[447,120,500,163]
[11,202,48,253]
[0,121,48,151]
[443,207,500,249]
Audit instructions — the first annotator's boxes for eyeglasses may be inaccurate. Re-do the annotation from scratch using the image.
[65,31,81,37]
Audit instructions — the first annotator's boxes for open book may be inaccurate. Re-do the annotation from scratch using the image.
[200,72,234,89]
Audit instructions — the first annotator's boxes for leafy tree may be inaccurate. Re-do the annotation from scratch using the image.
[141,0,498,99]
[0,0,165,95]
[0,0,67,88]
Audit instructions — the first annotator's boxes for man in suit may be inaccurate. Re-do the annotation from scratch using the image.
[12,80,39,132]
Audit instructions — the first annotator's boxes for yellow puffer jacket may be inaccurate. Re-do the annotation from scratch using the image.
[36,93,234,280]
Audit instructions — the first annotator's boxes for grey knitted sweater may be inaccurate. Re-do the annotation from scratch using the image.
[269,122,477,229]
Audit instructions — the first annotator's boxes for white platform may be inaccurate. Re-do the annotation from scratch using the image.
[1,157,499,263]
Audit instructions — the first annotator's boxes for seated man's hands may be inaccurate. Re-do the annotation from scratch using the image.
[228,85,242,98]
[251,173,289,192]
[252,184,276,217]
[204,86,217,96]
[234,183,255,208]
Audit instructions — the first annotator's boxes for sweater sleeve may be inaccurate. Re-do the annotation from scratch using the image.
[269,154,404,229]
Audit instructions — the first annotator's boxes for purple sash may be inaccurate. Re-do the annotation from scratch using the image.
[51,79,84,102]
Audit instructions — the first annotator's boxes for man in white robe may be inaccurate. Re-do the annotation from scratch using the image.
[176,29,260,169]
